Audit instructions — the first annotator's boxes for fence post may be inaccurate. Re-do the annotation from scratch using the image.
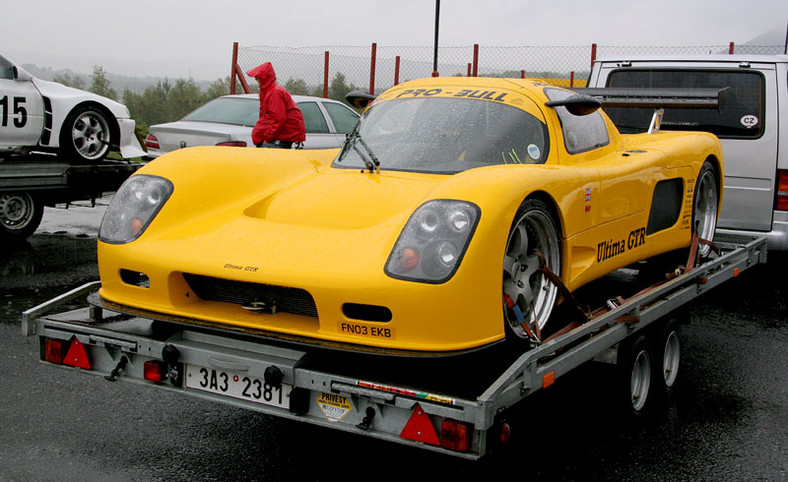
[590,43,597,71]
[370,42,377,95]
[729,42,735,54]
[323,51,329,98]
[231,42,239,95]
[395,56,401,86]
[472,44,479,77]
[467,63,471,77]
[570,71,575,87]
[520,70,525,79]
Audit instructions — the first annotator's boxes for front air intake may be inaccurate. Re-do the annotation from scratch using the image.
[182,273,318,317]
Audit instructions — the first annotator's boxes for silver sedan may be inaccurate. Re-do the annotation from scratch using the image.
[144,94,359,157]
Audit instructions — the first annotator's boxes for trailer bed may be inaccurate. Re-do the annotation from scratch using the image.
[22,233,767,459]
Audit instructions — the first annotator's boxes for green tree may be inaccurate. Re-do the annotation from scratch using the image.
[52,72,85,90]
[88,66,117,100]
[283,78,309,96]
[327,72,358,102]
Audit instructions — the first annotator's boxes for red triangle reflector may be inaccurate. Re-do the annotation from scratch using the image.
[400,403,439,446]
[63,337,91,369]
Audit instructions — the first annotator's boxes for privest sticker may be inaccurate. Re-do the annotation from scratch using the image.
[317,392,352,422]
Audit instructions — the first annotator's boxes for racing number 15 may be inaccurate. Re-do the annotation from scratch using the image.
[0,96,27,128]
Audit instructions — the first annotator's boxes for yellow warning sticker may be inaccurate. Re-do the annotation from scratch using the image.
[317,392,352,422]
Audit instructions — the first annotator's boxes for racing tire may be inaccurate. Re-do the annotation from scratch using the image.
[502,198,561,345]
[691,160,719,260]
[60,105,112,162]
[618,335,653,415]
[0,191,44,242]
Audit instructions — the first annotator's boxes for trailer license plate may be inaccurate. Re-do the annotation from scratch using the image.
[185,364,290,409]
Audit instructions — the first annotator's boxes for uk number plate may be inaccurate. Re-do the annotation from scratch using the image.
[185,364,291,409]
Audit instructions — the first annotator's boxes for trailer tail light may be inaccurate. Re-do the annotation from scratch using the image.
[44,337,91,369]
[777,169,788,211]
[215,141,247,147]
[440,419,471,452]
[43,338,66,365]
[144,133,160,150]
[400,404,472,453]
[144,360,168,383]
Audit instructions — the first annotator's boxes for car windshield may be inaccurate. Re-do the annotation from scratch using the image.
[334,97,549,174]
[182,97,259,126]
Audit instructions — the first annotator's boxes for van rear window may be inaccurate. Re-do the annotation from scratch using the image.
[605,69,764,138]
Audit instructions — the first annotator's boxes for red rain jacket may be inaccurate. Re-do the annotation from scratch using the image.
[247,62,306,145]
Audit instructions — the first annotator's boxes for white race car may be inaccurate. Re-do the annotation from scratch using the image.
[0,54,145,162]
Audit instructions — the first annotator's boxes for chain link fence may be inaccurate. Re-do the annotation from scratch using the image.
[234,43,787,98]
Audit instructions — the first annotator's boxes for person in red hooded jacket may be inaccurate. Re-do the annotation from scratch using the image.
[246,62,306,149]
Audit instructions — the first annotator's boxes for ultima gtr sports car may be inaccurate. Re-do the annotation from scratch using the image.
[96,76,723,354]
[0,54,145,161]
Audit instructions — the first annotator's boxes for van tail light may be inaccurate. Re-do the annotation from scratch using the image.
[144,133,160,150]
[215,141,247,147]
[777,169,788,211]
[399,404,473,453]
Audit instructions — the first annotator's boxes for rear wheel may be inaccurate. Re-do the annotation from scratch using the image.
[502,199,561,344]
[0,191,44,242]
[692,161,719,259]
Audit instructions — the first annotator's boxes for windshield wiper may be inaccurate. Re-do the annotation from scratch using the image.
[338,123,380,173]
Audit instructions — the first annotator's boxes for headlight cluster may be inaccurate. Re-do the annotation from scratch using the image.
[99,174,173,244]
[385,200,480,283]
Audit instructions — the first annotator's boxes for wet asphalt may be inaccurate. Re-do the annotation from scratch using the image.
[0,207,785,481]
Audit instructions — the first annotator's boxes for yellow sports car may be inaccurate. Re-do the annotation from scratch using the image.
[96,77,722,354]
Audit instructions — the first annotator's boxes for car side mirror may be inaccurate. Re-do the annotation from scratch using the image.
[346,90,377,110]
[13,65,33,82]
[545,95,601,116]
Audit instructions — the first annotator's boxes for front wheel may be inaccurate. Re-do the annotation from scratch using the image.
[502,199,561,344]
[60,105,112,162]
[0,191,44,242]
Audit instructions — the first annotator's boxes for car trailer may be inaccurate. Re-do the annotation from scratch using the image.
[21,233,766,459]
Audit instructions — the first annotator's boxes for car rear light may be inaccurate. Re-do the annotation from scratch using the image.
[144,360,168,383]
[777,169,788,211]
[144,133,160,150]
[215,141,247,147]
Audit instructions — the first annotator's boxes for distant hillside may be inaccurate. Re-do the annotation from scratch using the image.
[21,63,217,94]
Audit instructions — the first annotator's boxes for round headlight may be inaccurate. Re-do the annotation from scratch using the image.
[448,209,471,233]
[417,208,440,234]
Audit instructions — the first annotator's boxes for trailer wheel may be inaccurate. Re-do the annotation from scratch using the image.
[503,198,561,344]
[619,335,653,414]
[0,191,44,242]
[656,319,682,393]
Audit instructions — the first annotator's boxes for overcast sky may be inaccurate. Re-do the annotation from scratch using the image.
[3,0,786,80]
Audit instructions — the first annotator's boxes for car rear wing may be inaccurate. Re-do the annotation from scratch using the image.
[571,87,729,134]
[571,87,729,109]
